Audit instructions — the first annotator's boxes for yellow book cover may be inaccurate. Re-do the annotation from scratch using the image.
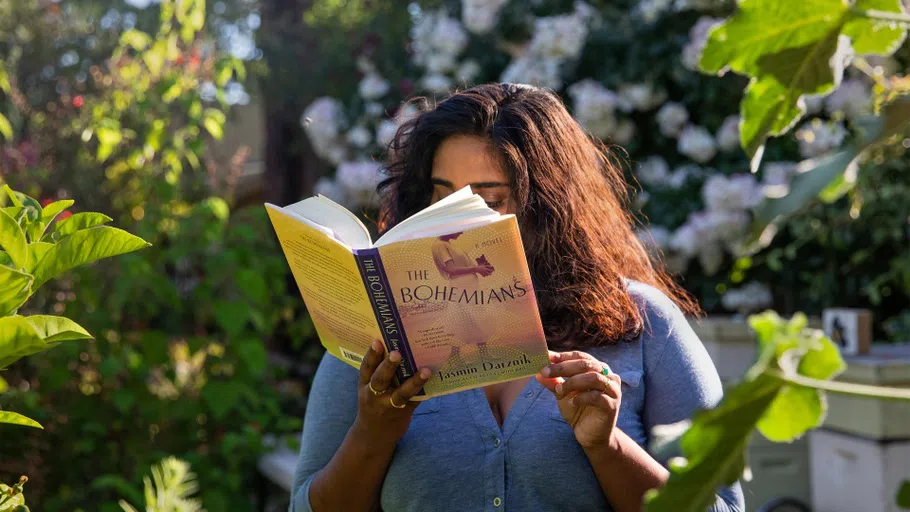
[264,189,549,400]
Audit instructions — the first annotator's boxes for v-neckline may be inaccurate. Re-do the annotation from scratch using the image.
[461,377,544,440]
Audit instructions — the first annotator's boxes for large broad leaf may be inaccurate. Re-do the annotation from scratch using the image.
[0,316,46,369]
[201,380,246,420]
[24,315,93,343]
[32,226,150,288]
[0,265,33,317]
[0,208,28,270]
[213,300,249,338]
[25,242,53,274]
[48,212,113,240]
[0,410,43,429]
[756,385,825,442]
[897,480,910,509]
[699,0,848,77]
[843,0,908,55]
[644,375,783,511]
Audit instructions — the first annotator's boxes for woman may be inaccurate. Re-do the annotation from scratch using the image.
[290,83,744,512]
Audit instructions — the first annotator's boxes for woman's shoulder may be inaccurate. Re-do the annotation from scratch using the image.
[624,279,690,334]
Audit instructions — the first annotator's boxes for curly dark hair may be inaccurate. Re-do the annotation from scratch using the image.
[377,83,699,348]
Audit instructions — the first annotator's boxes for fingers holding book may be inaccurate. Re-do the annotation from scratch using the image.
[353,339,433,444]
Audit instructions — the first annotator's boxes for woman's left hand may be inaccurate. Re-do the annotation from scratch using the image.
[536,350,622,450]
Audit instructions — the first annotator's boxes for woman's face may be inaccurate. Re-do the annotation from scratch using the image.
[430,135,514,215]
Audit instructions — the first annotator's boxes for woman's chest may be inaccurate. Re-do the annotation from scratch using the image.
[380,359,647,512]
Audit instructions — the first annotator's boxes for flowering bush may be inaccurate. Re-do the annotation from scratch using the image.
[298,0,910,328]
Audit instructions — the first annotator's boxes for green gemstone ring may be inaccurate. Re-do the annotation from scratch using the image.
[602,366,610,377]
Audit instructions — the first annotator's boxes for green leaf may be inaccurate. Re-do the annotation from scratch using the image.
[92,475,143,510]
[203,117,223,140]
[111,389,136,413]
[0,61,9,93]
[0,316,46,368]
[0,112,12,141]
[234,337,267,376]
[202,381,245,420]
[797,332,846,380]
[48,212,113,239]
[844,0,908,55]
[25,242,53,274]
[96,125,123,161]
[24,315,92,343]
[0,208,28,270]
[3,185,23,208]
[757,385,825,442]
[0,265,33,317]
[644,375,782,511]
[40,200,74,225]
[752,149,859,233]
[700,0,847,77]
[120,29,152,51]
[32,226,150,289]
[213,300,248,338]
[740,31,846,167]
[897,480,910,508]
[0,410,43,429]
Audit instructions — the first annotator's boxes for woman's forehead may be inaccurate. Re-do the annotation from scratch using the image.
[431,135,508,184]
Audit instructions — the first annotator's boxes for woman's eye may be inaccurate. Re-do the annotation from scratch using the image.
[485,200,505,208]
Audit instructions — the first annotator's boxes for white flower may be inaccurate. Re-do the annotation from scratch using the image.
[638,225,672,252]
[358,73,390,101]
[698,242,725,275]
[315,177,347,206]
[721,281,773,315]
[567,79,620,139]
[325,144,348,166]
[500,57,563,90]
[702,173,764,213]
[657,102,689,137]
[638,0,673,23]
[618,83,667,112]
[421,73,453,94]
[356,56,376,74]
[825,77,873,119]
[456,59,482,83]
[529,12,589,60]
[412,10,469,72]
[365,102,385,117]
[302,97,348,163]
[636,156,670,187]
[682,16,723,71]
[670,223,700,257]
[668,164,701,189]
[760,161,797,198]
[462,0,509,35]
[715,115,741,152]
[376,120,399,147]
[346,125,372,149]
[336,160,383,208]
[678,124,717,163]
[395,103,421,125]
[795,118,848,158]
[613,119,636,145]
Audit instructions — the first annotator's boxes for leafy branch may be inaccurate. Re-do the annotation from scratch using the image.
[0,185,150,428]
[644,310,910,512]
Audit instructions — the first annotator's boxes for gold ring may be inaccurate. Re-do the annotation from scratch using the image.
[389,395,407,409]
[369,381,386,396]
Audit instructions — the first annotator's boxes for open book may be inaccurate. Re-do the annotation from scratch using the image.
[264,187,549,400]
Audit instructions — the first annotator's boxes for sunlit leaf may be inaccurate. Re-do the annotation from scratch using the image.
[757,385,825,442]
[204,117,223,140]
[24,315,93,343]
[0,208,28,270]
[31,226,150,289]
[0,315,46,369]
[120,29,152,51]
[797,332,846,380]
[97,125,123,161]
[25,242,53,274]
[0,265,32,317]
[0,410,43,429]
[843,0,908,55]
[0,61,9,93]
[0,375,7,393]
[48,212,113,240]
[0,112,12,141]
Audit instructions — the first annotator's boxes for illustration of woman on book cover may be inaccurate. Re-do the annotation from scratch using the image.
[430,231,494,284]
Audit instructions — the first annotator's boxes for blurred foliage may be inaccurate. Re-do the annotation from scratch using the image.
[118,457,203,512]
[0,0,310,510]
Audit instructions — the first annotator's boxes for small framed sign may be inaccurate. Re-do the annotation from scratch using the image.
[822,308,872,356]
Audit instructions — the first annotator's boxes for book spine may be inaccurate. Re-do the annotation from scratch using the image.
[353,248,423,396]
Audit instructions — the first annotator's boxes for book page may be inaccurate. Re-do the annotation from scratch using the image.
[377,215,549,398]
[282,196,373,249]
[265,205,382,367]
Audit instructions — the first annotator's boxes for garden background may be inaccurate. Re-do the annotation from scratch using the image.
[1,0,910,510]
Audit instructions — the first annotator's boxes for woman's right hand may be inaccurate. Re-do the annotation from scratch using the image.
[475,263,494,277]
[351,339,432,445]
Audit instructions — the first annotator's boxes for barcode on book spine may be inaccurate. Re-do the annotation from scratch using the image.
[340,348,364,364]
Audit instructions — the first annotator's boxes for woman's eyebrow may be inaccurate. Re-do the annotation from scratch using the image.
[469,181,509,189]
[431,177,454,189]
